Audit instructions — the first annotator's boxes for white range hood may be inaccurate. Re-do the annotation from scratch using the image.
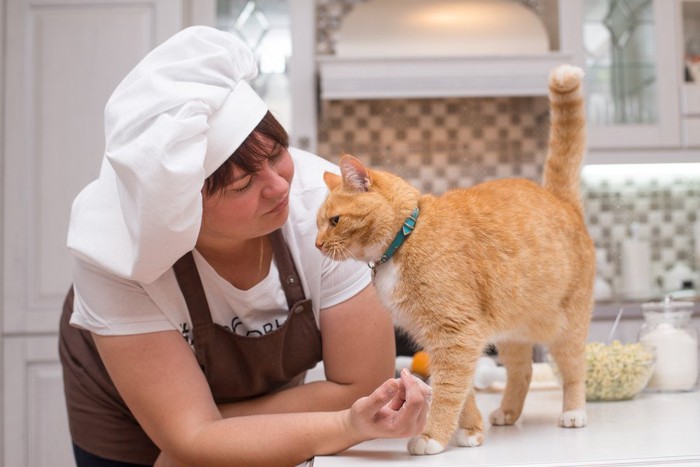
[317,0,571,100]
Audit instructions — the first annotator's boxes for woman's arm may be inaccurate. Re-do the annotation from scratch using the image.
[94,330,429,466]
[217,284,396,417]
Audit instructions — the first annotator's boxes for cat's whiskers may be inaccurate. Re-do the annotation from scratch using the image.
[325,241,358,263]
[339,244,360,263]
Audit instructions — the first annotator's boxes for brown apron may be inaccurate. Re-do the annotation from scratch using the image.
[59,229,323,465]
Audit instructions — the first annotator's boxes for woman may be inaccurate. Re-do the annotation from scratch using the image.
[59,26,430,466]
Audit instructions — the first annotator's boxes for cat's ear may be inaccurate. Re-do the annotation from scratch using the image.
[339,154,372,192]
[323,171,342,191]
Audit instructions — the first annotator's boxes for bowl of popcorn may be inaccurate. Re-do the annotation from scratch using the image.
[552,341,656,401]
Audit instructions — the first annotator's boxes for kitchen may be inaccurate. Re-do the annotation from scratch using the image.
[2,0,700,465]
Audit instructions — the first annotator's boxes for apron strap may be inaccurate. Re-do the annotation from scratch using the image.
[173,251,213,327]
[270,229,306,307]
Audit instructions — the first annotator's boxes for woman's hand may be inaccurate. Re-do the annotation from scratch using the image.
[346,368,432,442]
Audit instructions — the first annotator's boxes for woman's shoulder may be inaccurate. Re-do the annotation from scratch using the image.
[70,255,180,335]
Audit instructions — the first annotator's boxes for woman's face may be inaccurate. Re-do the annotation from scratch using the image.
[198,137,294,245]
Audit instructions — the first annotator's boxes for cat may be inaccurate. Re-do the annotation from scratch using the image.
[314,64,594,455]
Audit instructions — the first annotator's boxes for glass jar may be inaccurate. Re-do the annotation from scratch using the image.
[639,297,698,392]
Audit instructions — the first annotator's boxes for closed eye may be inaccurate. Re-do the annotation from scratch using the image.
[329,216,340,227]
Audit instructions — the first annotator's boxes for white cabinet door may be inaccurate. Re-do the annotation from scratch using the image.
[3,0,181,335]
[561,0,681,149]
[2,0,182,464]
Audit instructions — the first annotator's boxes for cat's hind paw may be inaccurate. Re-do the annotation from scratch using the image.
[455,428,484,447]
[559,409,587,428]
[488,408,517,426]
[407,435,445,455]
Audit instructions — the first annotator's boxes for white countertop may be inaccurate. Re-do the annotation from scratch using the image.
[313,389,700,466]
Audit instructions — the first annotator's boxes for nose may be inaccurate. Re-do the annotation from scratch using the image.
[259,164,289,199]
[315,240,324,251]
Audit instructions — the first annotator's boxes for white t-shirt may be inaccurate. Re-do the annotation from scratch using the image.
[69,148,371,341]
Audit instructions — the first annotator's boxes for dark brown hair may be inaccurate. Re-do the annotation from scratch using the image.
[203,111,289,196]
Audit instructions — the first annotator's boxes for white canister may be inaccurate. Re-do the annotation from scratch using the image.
[639,298,698,392]
[619,225,652,299]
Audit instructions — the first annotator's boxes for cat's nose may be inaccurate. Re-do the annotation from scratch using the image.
[315,240,324,251]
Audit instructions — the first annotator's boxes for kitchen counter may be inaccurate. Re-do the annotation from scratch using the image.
[313,389,700,466]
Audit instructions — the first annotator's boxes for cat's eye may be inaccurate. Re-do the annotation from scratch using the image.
[329,216,340,227]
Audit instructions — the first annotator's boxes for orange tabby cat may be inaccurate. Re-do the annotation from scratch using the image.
[315,65,594,455]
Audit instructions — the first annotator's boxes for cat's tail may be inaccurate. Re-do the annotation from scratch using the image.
[543,64,586,213]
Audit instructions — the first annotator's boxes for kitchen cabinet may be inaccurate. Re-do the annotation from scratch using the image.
[0,1,188,464]
[680,0,700,147]
[315,0,698,162]
[215,0,317,152]
[209,0,699,162]
[317,0,570,101]
[314,389,700,466]
[562,0,682,150]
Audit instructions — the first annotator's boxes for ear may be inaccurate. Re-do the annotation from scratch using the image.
[339,154,372,192]
[323,171,342,191]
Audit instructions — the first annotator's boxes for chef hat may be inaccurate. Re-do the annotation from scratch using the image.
[67,26,268,283]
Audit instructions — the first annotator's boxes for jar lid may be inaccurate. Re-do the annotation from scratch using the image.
[641,295,694,312]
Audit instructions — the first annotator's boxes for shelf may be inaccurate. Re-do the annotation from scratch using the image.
[584,148,700,164]
[316,53,574,100]
[593,298,700,321]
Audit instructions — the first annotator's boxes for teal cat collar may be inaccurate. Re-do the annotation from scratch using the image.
[369,207,419,270]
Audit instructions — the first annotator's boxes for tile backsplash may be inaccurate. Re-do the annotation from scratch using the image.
[316,97,700,292]
[317,97,549,192]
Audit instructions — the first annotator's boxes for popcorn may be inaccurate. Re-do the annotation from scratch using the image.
[584,341,655,401]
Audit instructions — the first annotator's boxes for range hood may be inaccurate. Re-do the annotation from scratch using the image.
[317,0,571,100]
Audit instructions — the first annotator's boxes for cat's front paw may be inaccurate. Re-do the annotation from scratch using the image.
[407,435,445,455]
[488,408,517,426]
[559,409,587,428]
[455,428,484,447]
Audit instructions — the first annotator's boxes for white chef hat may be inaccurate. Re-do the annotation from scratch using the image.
[67,26,268,283]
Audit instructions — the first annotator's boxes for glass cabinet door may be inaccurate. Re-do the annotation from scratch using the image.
[584,0,657,126]
[564,0,680,149]
[217,0,293,129]
[215,0,317,151]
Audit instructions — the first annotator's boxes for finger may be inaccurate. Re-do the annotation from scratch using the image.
[358,378,399,414]
[399,369,433,431]
[398,368,426,414]
[388,378,406,411]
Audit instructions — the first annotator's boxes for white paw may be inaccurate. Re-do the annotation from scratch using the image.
[559,409,587,428]
[455,429,484,447]
[407,436,445,455]
[488,408,513,426]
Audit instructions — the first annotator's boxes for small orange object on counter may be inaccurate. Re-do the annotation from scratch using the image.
[411,350,430,378]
